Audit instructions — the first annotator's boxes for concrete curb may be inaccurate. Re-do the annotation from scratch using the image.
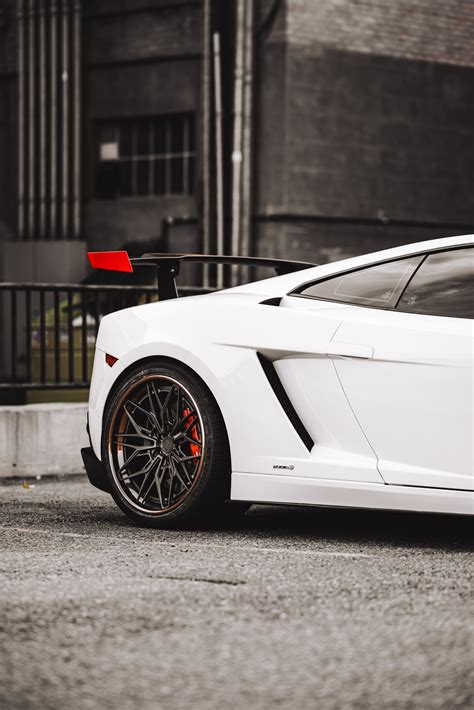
[0,403,89,478]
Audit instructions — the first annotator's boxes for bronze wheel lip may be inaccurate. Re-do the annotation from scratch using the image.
[108,373,205,516]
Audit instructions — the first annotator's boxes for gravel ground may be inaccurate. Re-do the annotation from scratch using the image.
[0,477,472,710]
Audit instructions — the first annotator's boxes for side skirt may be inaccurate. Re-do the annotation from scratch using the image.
[231,472,473,516]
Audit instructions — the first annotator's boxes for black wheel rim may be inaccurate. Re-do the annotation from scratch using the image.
[108,375,205,515]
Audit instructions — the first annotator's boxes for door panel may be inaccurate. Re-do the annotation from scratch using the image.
[275,357,382,482]
[216,295,382,482]
[329,308,473,490]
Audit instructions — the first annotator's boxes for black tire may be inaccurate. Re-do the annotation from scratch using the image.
[101,359,249,528]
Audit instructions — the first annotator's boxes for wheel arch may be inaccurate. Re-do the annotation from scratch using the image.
[101,354,233,473]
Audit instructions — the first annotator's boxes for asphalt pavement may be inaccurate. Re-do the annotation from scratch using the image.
[0,477,472,710]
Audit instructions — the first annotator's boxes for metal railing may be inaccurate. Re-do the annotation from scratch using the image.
[0,282,208,392]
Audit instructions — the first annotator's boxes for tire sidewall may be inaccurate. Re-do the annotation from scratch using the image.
[101,360,228,527]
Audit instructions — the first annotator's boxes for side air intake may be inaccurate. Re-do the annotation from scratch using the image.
[257,353,314,452]
[260,297,282,307]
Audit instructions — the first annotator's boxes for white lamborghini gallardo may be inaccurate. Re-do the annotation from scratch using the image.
[82,234,473,527]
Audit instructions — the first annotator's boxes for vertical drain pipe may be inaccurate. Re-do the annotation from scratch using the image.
[213,32,224,290]
[231,0,245,286]
[241,0,255,276]
[72,0,81,238]
[17,0,25,239]
[201,0,211,287]
[27,0,35,239]
[38,0,47,238]
[61,0,70,238]
[50,0,58,238]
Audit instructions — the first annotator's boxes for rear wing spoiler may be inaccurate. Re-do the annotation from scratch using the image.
[87,251,316,300]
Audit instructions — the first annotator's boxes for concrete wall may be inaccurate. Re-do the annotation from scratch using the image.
[1,241,88,282]
[0,403,89,477]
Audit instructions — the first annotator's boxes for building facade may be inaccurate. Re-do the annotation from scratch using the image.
[0,0,473,286]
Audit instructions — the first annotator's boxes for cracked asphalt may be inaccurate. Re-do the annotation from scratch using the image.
[0,477,472,710]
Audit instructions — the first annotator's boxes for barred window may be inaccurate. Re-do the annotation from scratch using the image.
[95,114,195,199]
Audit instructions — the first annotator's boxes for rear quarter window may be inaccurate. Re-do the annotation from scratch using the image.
[295,256,422,309]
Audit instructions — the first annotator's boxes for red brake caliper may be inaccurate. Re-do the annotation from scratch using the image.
[183,408,200,457]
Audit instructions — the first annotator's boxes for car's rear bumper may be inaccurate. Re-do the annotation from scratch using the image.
[81,447,111,494]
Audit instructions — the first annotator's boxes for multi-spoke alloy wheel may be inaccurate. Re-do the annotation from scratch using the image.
[109,375,205,514]
[101,360,243,528]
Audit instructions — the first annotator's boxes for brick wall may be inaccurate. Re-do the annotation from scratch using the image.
[287,0,474,67]
[255,219,462,268]
[253,0,474,263]
[84,1,202,64]
[82,1,202,252]
[0,1,16,250]
[1,0,473,273]
[284,49,474,224]
[0,0,16,74]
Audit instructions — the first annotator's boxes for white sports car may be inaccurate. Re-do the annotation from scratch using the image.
[82,234,473,527]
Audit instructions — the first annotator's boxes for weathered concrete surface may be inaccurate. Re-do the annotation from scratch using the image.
[0,478,472,710]
[0,403,88,477]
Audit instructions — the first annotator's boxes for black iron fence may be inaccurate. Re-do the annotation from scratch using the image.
[0,282,208,393]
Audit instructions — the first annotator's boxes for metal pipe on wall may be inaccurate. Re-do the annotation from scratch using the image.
[50,0,58,238]
[27,0,35,239]
[201,0,211,287]
[72,0,81,238]
[39,0,47,238]
[213,32,224,290]
[231,0,245,286]
[17,0,25,239]
[241,0,255,278]
[61,0,70,239]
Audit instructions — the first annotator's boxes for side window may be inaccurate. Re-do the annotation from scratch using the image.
[296,256,422,309]
[397,248,474,319]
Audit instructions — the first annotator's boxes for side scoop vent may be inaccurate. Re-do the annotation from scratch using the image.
[257,353,314,452]
[260,297,282,307]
